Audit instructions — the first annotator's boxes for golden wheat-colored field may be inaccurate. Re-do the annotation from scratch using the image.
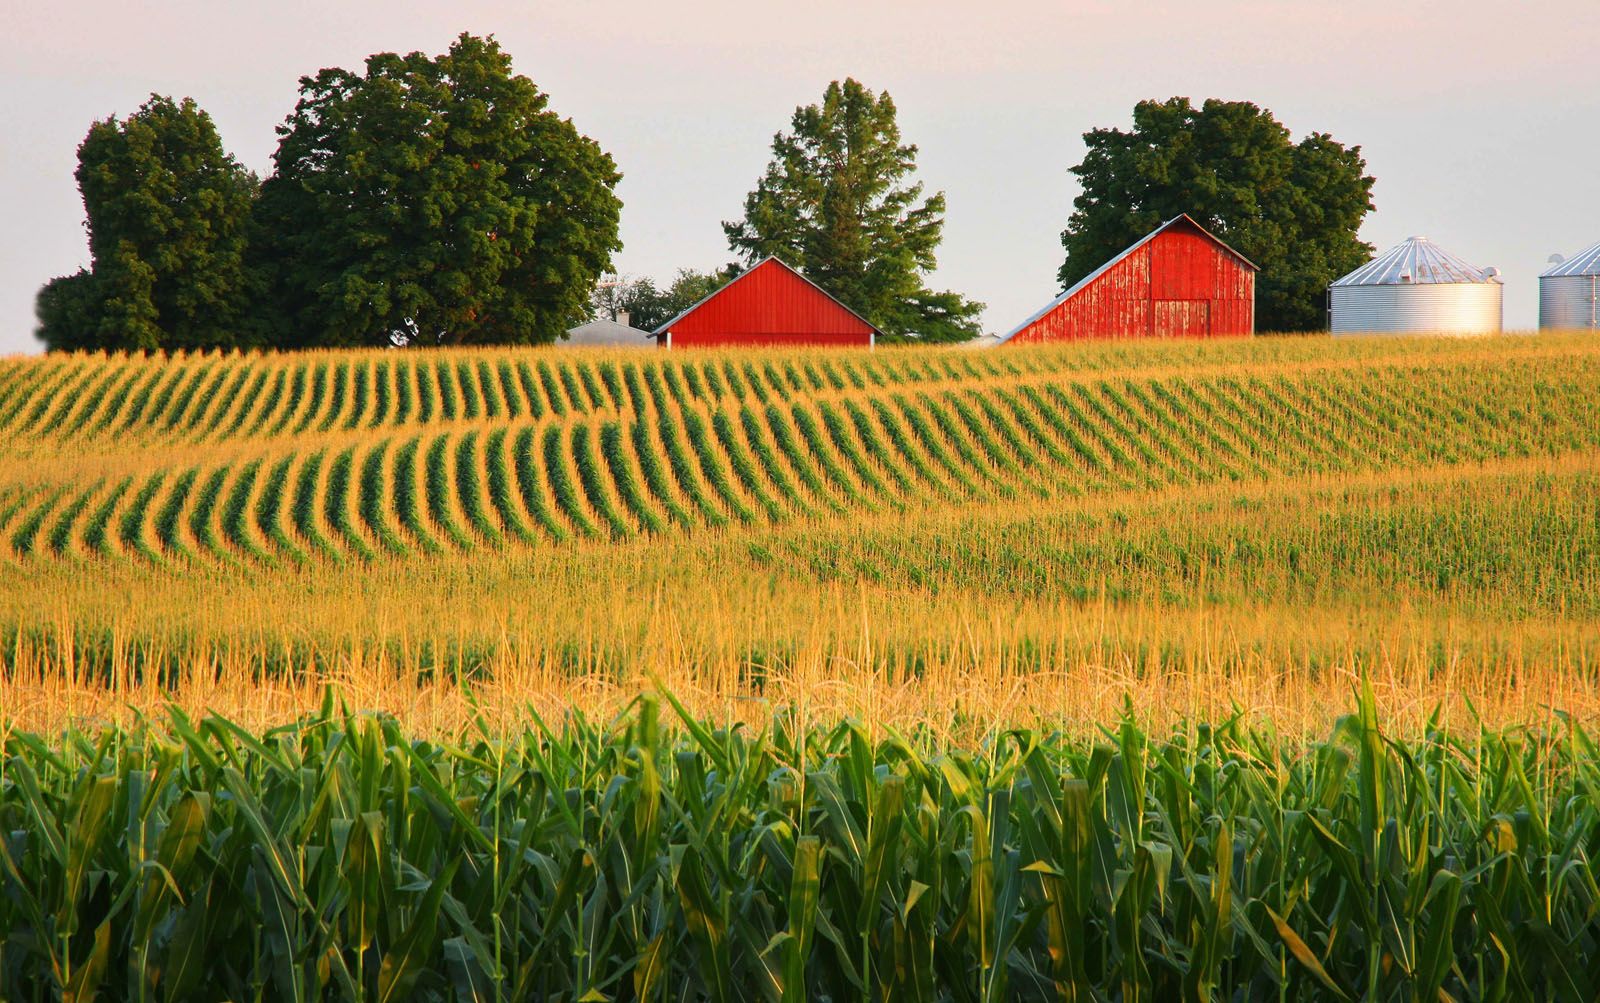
[2,333,1597,735]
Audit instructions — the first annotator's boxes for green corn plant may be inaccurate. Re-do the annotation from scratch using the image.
[599,422,666,535]
[570,424,633,541]
[291,364,331,435]
[434,360,460,422]
[508,426,570,541]
[541,424,600,539]
[0,642,1594,998]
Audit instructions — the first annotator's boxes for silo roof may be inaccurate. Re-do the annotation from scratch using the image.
[1331,236,1499,287]
[1542,241,1600,277]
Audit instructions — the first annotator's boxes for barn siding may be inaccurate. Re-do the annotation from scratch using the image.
[1006,217,1255,344]
[660,259,877,348]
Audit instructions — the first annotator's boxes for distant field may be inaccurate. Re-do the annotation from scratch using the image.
[1,334,1598,732]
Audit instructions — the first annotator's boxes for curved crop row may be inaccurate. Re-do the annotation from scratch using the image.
[6,351,1600,567]
[5,343,1599,456]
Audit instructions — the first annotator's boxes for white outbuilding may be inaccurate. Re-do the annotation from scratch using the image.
[1328,236,1502,335]
[560,312,654,348]
[1540,242,1600,330]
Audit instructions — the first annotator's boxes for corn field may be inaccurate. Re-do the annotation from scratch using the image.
[0,337,1595,568]
[2,685,1598,1001]
[3,336,1600,994]
[2,336,1599,735]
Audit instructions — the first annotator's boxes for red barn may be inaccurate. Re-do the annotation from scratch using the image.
[653,257,879,349]
[1000,214,1257,344]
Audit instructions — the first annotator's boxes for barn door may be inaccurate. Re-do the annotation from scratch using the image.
[1153,300,1209,337]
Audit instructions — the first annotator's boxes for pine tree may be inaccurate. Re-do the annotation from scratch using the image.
[725,79,982,343]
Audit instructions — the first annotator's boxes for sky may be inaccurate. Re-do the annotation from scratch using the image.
[3,0,1598,355]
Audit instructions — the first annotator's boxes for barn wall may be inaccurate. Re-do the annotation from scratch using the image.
[663,260,876,348]
[667,330,871,348]
[1008,221,1254,343]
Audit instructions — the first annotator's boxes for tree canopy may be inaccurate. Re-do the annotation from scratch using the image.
[36,95,257,351]
[1060,97,1375,332]
[590,268,736,333]
[724,79,982,343]
[252,33,622,347]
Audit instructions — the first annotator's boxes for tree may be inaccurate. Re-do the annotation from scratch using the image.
[591,268,736,332]
[1060,97,1375,332]
[724,79,982,343]
[35,95,257,351]
[253,33,622,347]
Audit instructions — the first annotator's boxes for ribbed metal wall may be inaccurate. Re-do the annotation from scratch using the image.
[1539,242,1600,329]
[1540,276,1600,329]
[1329,284,1503,335]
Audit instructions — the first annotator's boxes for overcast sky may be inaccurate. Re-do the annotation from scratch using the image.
[3,0,1597,354]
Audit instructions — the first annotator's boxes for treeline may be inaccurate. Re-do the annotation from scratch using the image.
[38,36,622,353]
[37,35,1377,351]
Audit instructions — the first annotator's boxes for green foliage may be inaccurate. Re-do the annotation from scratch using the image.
[1060,97,1375,332]
[2,698,1598,1000]
[725,79,983,343]
[591,268,737,333]
[252,33,622,347]
[33,271,104,353]
[36,95,258,351]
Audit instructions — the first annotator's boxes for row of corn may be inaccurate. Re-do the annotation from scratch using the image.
[5,353,1598,567]
[6,337,1571,450]
[2,685,1595,1001]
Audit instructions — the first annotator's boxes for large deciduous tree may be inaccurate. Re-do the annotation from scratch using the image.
[253,33,622,347]
[1060,97,1375,332]
[36,95,257,351]
[724,79,982,343]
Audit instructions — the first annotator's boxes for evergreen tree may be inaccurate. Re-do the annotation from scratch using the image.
[36,95,257,351]
[725,79,982,343]
[1060,97,1375,332]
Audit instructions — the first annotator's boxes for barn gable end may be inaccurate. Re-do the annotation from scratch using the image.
[653,257,879,349]
[1001,215,1258,344]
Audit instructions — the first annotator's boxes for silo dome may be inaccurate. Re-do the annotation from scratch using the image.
[1539,241,1600,330]
[1329,236,1503,335]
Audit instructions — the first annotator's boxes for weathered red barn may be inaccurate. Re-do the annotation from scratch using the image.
[653,257,879,349]
[1000,214,1257,344]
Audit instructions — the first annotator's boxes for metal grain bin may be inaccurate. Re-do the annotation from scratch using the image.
[1540,241,1600,330]
[1329,236,1502,335]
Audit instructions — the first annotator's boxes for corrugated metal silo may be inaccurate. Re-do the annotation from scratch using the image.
[1540,241,1600,329]
[1329,236,1502,335]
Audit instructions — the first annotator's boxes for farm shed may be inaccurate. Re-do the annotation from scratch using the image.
[1329,236,1502,335]
[652,257,879,349]
[561,313,654,347]
[1540,241,1600,330]
[999,214,1257,344]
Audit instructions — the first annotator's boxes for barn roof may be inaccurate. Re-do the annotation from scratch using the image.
[651,257,883,338]
[998,214,1258,343]
[1543,240,1600,278]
